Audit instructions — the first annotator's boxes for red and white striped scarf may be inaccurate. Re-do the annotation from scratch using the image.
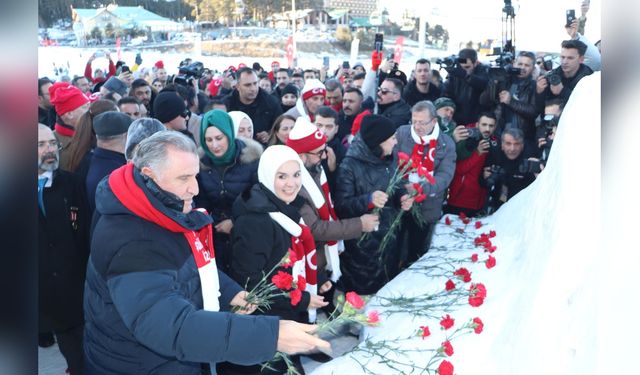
[409,125,439,182]
[301,166,343,282]
[268,212,319,322]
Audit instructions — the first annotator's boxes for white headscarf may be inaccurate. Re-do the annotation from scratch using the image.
[228,110,253,137]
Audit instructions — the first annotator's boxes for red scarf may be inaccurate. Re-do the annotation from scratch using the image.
[317,169,338,245]
[291,224,318,289]
[411,138,438,174]
[54,123,75,137]
[108,164,219,309]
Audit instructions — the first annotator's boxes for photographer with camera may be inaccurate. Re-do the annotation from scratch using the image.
[481,128,541,212]
[536,98,564,162]
[535,39,593,112]
[442,48,490,126]
[445,112,500,217]
[480,51,538,149]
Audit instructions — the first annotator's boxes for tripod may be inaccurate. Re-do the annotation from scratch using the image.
[502,0,516,54]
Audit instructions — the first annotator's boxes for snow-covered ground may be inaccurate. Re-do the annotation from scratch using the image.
[312,73,601,374]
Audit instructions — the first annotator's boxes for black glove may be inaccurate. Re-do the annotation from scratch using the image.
[135,53,142,65]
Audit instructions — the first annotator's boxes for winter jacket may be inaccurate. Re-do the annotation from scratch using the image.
[297,169,362,279]
[84,59,116,85]
[402,80,442,106]
[535,64,593,111]
[479,76,538,142]
[224,88,283,143]
[447,149,491,211]
[230,184,313,322]
[377,98,412,128]
[443,64,490,125]
[395,125,456,222]
[85,147,126,214]
[334,135,404,295]
[38,170,89,333]
[84,167,278,375]
[195,138,262,274]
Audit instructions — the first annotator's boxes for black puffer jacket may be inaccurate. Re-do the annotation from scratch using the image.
[402,80,441,106]
[230,184,312,322]
[334,135,404,295]
[223,88,283,143]
[378,98,411,128]
[195,138,262,274]
[443,64,490,125]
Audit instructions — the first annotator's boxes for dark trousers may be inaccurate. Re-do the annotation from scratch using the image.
[54,324,84,374]
[401,215,436,267]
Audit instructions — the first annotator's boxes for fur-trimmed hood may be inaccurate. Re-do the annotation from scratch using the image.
[199,137,263,170]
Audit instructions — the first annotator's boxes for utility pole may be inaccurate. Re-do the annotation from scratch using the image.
[292,0,297,67]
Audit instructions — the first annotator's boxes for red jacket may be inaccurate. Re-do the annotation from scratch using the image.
[84,59,116,84]
[447,150,488,210]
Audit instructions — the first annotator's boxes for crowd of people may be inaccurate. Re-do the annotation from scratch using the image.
[38,10,600,374]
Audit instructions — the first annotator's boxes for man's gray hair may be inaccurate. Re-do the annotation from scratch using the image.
[502,127,525,143]
[125,118,166,160]
[133,130,197,173]
[411,100,437,118]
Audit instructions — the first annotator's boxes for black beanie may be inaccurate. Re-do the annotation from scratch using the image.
[153,91,186,123]
[281,83,299,98]
[360,114,396,150]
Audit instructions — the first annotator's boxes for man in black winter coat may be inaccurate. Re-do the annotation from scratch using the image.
[336,87,364,142]
[38,124,89,374]
[480,51,538,147]
[535,39,593,111]
[403,58,441,106]
[224,67,283,146]
[443,48,490,126]
[376,78,411,128]
[84,131,328,374]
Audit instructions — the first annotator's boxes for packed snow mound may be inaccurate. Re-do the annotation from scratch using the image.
[312,72,601,375]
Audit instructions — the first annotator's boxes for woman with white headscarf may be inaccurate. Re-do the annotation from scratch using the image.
[227,145,328,374]
[228,110,254,140]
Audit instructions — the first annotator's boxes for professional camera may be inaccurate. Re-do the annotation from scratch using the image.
[487,65,521,102]
[174,61,204,87]
[466,127,500,153]
[485,165,506,188]
[436,55,466,73]
[519,159,544,174]
[545,70,562,86]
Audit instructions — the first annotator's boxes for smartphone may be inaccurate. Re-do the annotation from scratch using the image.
[342,61,350,69]
[374,33,384,53]
[565,9,576,27]
[323,56,330,68]
[121,65,131,73]
[94,51,104,58]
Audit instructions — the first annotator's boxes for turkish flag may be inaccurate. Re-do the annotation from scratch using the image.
[286,36,295,68]
[393,36,404,65]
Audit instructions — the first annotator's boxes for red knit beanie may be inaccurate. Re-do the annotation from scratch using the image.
[301,79,326,101]
[48,82,89,116]
[286,117,326,154]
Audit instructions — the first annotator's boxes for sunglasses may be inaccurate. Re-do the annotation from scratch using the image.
[378,88,398,95]
[180,109,190,119]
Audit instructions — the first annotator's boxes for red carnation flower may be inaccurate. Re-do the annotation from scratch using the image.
[445,279,456,291]
[425,173,436,185]
[459,212,467,220]
[398,152,410,164]
[469,283,487,307]
[484,243,497,253]
[445,216,452,225]
[367,310,380,325]
[419,325,430,339]
[290,288,302,306]
[417,166,429,178]
[345,291,365,309]
[485,255,496,269]
[489,230,496,238]
[415,193,427,203]
[462,217,471,224]
[271,271,293,290]
[441,340,454,356]
[440,314,455,330]
[471,253,478,262]
[453,267,472,283]
[438,360,454,375]
[475,221,482,229]
[297,275,307,291]
[472,317,484,334]
[281,248,298,268]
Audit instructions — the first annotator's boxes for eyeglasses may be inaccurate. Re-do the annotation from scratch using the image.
[411,118,435,127]
[38,140,62,150]
[307,147,327,158]
[378,88,398,95]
